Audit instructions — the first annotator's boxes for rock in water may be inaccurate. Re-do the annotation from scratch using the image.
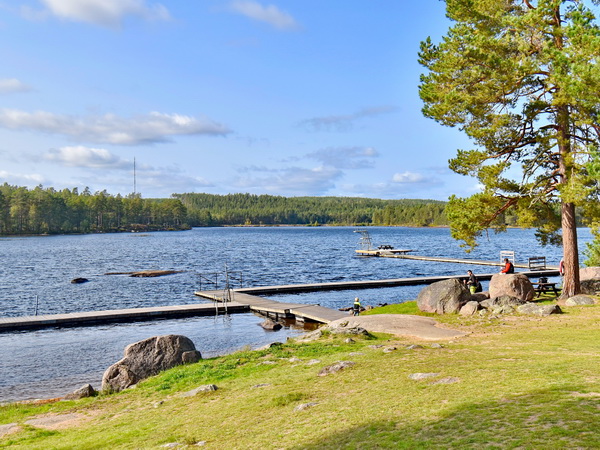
[102,335,201,392]
[416,278,471,314]
[260,319,282,331]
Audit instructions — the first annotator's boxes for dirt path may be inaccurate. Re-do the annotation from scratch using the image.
[329,314,468,340]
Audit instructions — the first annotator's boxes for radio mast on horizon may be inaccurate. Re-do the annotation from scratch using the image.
[133,157,137,195]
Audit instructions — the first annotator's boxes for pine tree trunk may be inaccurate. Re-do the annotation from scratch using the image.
[561,201,580,298]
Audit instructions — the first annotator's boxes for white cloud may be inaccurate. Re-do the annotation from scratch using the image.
[392,171,426,183]
[230,1,298,30]
[0,78,32,94]
[36,0,170,27]
[299,106,397,132]
[0,109,231,145]
[307,146,379,169]
[235,166,342,195]
[45,146,131,169]
[0,170,45,185]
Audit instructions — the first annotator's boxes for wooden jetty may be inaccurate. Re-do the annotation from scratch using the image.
[355,250,558,269]
[0,302,248,333]
[195,290,348,324]
[1,269,560,333]
[228,269,560,295]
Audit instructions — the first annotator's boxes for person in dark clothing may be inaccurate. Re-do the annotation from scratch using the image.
[352,297,361,316]
[465,270,482,294]
[500,258,515,274]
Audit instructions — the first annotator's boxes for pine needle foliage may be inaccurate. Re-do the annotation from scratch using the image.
[419,0,600,296]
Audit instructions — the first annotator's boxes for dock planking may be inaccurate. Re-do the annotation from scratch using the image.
[0,302,249,332]
[227,269,560,295]
[355,250,560,269]
[194,290,349,323]
[2,269,561,333]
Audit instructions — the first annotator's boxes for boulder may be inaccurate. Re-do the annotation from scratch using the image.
[580,266,600,281]
[63,384,96,400]
[260,319,282,331]
[580,279,600,295]
[470,292,490,302]
[489,274,534,303]
[459,301,479,316]
[491,295,527,307]
[517,303,562,316]
[479,299,494,309]
[565,295,597,306]
[102,335,202,392]
[417,278,471,314]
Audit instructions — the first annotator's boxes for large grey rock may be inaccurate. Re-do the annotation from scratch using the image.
[459,301,480,316]
[491,295,527,307]
[517,303,562,316]
[102,335,202,392]
[470,292,490,302]
[580,279,600,295]
[565,295,597,306]
[489,274,534,302]
[417,279,471,314]
[580,266,600,281]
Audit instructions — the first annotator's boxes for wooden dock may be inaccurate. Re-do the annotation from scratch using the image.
[195,290,348,324]
[0,302,249,332]
[355,250,557,269]
[227,269,560,295]
[1,269,560,333]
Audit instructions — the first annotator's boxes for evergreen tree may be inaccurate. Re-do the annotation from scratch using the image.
[419,0,600,297]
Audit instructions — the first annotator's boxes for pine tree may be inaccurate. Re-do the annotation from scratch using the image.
[419,0,600,297]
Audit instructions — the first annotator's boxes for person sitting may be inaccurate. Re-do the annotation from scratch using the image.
[500,258,514,274]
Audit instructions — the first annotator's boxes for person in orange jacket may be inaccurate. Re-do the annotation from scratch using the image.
[500,258,514,274]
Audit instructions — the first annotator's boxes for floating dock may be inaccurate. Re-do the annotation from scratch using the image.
[1,269,560,333]
[228,269,560,295]
[195,290,348,323]
[355,250,557,269]
[0,302,248,332]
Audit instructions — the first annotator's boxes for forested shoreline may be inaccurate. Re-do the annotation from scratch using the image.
[0,184,188,235]
[176,193,449,227]
[0,186,454,235]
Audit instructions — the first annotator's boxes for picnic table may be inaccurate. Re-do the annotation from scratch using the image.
[533,282,559,297]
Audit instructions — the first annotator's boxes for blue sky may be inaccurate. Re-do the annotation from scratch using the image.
[0,0,478,200]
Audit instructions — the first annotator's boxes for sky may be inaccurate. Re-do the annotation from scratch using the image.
[0,0,479,200]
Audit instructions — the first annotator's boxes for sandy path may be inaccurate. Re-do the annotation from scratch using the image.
[329,314,468,340]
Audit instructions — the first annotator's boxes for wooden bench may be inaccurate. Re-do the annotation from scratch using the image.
[528,256,546,270]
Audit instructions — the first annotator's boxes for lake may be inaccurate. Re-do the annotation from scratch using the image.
[0,226,592,402]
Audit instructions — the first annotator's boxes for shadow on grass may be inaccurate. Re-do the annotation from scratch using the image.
[295,385,600,449]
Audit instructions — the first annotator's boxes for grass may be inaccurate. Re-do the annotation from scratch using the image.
[1,300,600,449]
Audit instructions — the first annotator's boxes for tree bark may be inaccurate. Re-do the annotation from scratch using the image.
[561,201,580,298]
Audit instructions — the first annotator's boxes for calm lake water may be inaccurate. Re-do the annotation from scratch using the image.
[0,226,592,402]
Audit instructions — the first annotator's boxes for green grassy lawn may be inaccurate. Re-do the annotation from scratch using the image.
[2,300,599,449]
